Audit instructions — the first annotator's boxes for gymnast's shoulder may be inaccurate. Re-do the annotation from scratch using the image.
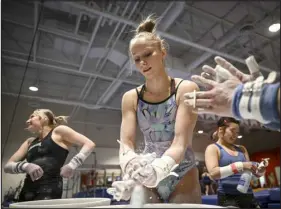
[235,144,248,153]
[121,88,139,109]
[175,78,199,96]
[25,137,37,146]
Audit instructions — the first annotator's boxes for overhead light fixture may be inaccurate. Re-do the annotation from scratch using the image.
[237,135,243,139]
[198,130,203,134]
[269,23,280,33]
[29,86,39,92]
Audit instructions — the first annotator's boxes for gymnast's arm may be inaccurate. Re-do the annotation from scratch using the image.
[3,137,34,173]
[204,144,221,180]
[120,90,138,151]
[119,90,138,173]
[163,81,199,163]
[54,125,96,169]
[232,81,280,130]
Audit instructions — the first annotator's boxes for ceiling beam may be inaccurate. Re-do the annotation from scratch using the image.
[2,18,90,44]
[68,16,103,117]
[185,3,278,44]
[2,54,142,86]
[33,2,39,62]
[2,92,119,111]
[64,2,274,73]
[186,15,250,73]
[78,16,103,72]
[70,2,135,118]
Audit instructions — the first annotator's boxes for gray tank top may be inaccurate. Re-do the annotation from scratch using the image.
[135,78,196,167]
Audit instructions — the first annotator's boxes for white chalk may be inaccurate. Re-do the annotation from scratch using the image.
[130,184,145,208]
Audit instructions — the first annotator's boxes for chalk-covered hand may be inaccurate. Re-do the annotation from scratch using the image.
[200,56,263,85]
[107,174,136,201]
[131,155,179,188]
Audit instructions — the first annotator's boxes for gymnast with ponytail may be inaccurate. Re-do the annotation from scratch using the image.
[4,109,96,201]
[109,15,201,203]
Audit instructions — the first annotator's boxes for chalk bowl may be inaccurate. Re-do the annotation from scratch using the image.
[88,203,226,208]
[9,198,111,208]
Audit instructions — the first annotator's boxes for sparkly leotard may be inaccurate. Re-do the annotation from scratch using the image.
[136,78,196,200]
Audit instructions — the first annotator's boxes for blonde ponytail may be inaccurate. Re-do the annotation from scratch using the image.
[54,116,69,126]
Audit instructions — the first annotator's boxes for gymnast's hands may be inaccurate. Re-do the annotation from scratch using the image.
[130,162,157,187]
[130,157,179,188]
[242,162,258,174]
[125,152,157,177]
[23,163,44,181]
[184,55,263,116]
[60,164,75,178]
[108,174,136,201]
[184,74,241,117]
[200,56,262,85]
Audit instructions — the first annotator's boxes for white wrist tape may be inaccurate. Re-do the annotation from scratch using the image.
[68,147,92,170]
[245,55,261,76]
[239,71,277,124]
[4,161,28,174]
[118,140,138,173]
[215,65,233,82]
[219,162,243,179]
[144,155,178,188]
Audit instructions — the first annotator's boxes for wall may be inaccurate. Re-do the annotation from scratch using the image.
[240,130,281,154]
[250,147,280,187]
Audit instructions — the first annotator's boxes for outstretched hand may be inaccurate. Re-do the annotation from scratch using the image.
[184,55,265,116]
[200,56,262,85]
[184,74,242,117]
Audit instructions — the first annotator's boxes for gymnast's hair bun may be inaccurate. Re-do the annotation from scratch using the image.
[136,17,156,34]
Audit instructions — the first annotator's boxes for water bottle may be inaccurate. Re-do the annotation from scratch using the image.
[237,162,258,193]
[237,170,252,193]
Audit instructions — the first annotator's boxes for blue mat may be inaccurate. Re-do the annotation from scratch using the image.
[269,188,280,202]
[254,190,270,205]
[268,203,281,208]
[201,195,217,205]
[202,190,273,206]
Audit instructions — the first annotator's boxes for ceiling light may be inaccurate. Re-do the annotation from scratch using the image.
[198,130,203,134]
[269,23,280,33]
[29,86,39,92]
[237,135,243,139]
